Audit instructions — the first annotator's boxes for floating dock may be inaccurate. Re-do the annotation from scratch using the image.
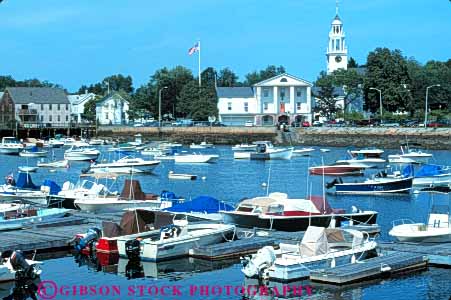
[379,242,451,267]
[310,252,428,285]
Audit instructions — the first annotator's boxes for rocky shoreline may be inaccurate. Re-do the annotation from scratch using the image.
[97,126,451,150]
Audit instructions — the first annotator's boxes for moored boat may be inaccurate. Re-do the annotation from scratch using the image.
[326,176,413,194]
[89,157,160,173]
[0,137,24,155]
[168,171,197,180]
[234,141,293,160]
[220,192,377,231]
[174,154,218,163]
[309,164,365,176]
[64,145,100,161]
[19,146,48,158]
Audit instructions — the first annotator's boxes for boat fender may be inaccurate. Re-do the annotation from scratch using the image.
[351,254,356,264]
[331,257,336,268]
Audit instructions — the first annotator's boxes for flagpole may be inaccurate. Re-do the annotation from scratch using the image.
[198,40,201,87]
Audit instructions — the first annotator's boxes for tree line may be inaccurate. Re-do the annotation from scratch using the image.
[315,48,451,121]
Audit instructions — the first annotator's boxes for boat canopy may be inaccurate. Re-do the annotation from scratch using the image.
[300,226,346,257]
[416,164,447,177]
[102,210,174,237]
[165,195,234,213]
[42,180,62,195]
[16,172,39,190]
[120,179,158,200]
[402,164,415,177]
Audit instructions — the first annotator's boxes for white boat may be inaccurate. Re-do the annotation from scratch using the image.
[388,145,433,164]
[349,148,384,158]
[168,171,197,180]
[234,141,293,160]
[241,226,377,281]
[117,220,235,261]
[0,257,41,283]
[174,154,218,163]
[189,143,206,149]
[89,139,105,145]
[0,207,69,231]
[48,138,65,148]
[387,155,417,165]
[232,144,257,151]
[19,147,48,158]
[37,159,69,168]
[336,151,387,169]
[89,157,160,173]
[129,134,143,146]
[141,147,168,157]
[292,147,315,156]
[320,148,331,153]
[64,145,100,161]
[0,137,24,155]
[73,179,175,213]
[389,213,451,243]
[18,166,38,173]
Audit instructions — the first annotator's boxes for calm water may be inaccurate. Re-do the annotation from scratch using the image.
[1,145,451,300]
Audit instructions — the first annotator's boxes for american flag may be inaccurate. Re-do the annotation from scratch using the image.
[188,42,200,55]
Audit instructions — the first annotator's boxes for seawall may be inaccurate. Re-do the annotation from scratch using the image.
[97,126,451,150]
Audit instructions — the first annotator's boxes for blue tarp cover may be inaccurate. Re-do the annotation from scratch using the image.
[15,172,39,190]
[165,195,234,213]
[416,164,445,177]
[42,180,62,195]
[402,165,415,177]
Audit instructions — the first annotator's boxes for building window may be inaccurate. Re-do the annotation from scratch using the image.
[263,103,268,110]
[227,102,232,111]
[280,78,288,82]
[296,102,302,110]
[49,115,52,122]
[335,39,340,51]
[280,88,286,100]
[40,115,43,122]
[66,104,69,110]
[244,102,248,112]
[296,88,302,98]
[41,104,44,110]
[57,104,60,111]
[66,115,69,122]
[57,115,60,122]
[105,113,109,120]
[49,104,52,110]
[263,88,269,97]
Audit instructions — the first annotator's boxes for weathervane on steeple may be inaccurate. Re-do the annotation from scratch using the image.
[336,0,339,16]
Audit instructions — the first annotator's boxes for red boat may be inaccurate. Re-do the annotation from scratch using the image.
[309,164,365,176]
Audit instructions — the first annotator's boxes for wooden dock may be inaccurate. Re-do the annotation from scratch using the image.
[379,242,451,266]
[0,211,122,253]
[310,252,428,285]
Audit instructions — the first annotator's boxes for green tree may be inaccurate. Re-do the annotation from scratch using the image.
[77,74,133,95]
[313,72,341,120]
[331,68,364,113]
[82,97,98,122]
[0,76,16,91]
[177,81,218,120]
[217,68,239,87]
[347,57,359,68]
[364,48,411,113]
[201,67,217,88]
[244,65,286,85]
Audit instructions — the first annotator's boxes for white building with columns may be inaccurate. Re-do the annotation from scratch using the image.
[326,7,348,74]
[217,73,313,126]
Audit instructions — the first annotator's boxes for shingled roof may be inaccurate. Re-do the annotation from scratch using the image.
[216,87,254,98]
[5,87,69,104]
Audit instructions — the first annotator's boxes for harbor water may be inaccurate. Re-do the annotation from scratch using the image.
[1,145,451,300]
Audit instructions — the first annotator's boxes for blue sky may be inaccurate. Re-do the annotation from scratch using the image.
[0,0,450,92]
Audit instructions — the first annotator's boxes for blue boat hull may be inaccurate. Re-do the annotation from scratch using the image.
[334,177,413,194]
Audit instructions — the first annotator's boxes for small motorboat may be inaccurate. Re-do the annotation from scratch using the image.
[241,226,377,281]
[309,164,365,176]
[231,144,257,151]
[89,139,105,145]
[234,141,293,160]
[336,150,387,169]
[64,145,100,161]
[0,250,42,283]
[189,143,206,149]
[326,176,413,194]
[174,154,218,163]
[388,145,433,164]
[19,146,48,158]
[349,148,384,158]
[411,164,451,187]
[220,192,377,231]
[165,195,234,222]
[320,148,330,153]
[0,137,24,155]
[18,166,38,173]
[389,212,451,243]
[292,147,315,156]
[0,207,69,231]
[168,171,197,180]
[48,138,65,148]
[117,220,235,261]
[89,157,160,174]
[37,159,69,168]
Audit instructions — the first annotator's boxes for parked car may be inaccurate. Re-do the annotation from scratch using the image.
[245,121,254,127]
[427,121,448,128]
[312,121,323,127]
[302,121,310,127]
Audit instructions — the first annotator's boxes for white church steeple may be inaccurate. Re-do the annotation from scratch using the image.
[326,0,348,74]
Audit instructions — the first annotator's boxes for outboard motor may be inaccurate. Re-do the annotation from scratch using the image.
[125,239,141,260]
[1,250,40,281]
[74,227,102,252]
[241,246,276,279]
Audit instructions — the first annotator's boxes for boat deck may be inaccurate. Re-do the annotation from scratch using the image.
[310,252,428,285]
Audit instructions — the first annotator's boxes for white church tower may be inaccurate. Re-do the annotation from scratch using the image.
[326,1,348,74]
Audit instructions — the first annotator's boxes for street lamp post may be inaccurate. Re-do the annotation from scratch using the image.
[424,84,441,127]
[369,88,382,124]
[158,86,168,127]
